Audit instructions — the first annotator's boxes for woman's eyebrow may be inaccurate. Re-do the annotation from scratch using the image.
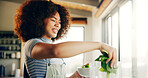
[51,17,61,21]
[51,17,57,20]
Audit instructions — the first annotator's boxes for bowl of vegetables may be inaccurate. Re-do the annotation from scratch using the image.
[77,67,90,77]
[78,50,118,78]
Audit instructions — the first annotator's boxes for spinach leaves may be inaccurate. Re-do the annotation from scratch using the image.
[95,50,117,78]
[82,50,117,78]
[82,64,89,68]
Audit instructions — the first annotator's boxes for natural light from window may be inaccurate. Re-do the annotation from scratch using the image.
[120,1,132,78]
[54,26,84,77]
[112,12,119,59]
[136,0,148,78]
[108,17,111,46]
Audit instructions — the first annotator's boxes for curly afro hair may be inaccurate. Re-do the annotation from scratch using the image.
[14,0,70,42]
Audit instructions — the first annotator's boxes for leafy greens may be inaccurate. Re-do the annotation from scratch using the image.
[95,50,117,78]
[82,50,117,78]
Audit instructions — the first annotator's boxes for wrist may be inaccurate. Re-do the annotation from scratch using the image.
[98,42,103,50]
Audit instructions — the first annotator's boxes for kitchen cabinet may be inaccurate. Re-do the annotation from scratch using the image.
[0,31,21,77]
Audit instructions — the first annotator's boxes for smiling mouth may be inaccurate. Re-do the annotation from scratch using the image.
[52,28,59,34]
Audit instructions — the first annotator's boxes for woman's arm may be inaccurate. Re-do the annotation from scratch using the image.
[31,41,100,59]
[31,41,117,67]
[52,41,101,58]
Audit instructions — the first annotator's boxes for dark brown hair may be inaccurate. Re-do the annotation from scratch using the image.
[14,0,70,42]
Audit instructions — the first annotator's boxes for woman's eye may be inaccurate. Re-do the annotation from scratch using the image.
[51,19,61,24]
[51,19,56,22]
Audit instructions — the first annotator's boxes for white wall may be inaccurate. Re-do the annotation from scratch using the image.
[0,1,20,31]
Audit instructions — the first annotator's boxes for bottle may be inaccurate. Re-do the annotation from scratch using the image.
[11,53,15,59]
[0,65,5,77]
[15,69,20,78]
[11,62,15,76]
[16,52,20,59]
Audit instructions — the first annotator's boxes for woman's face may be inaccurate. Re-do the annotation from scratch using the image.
[43,12,61,40]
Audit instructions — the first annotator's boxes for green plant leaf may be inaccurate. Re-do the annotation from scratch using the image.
[95,50,117,74]
[82,64,89,68]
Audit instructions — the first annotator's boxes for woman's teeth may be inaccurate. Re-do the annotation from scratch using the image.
[52,28,58,34]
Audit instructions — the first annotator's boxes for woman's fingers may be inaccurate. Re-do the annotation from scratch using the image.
[112,48,117,67]
[107,48,117,67]
[100,43,117,67]
[106,49,113,66]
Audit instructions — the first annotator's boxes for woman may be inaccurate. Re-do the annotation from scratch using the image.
[14,0,117,78]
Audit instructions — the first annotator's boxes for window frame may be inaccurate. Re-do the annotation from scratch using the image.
[102,7,120,61]
[102,0,131,61]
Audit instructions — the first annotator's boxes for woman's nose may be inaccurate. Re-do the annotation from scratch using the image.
[55,21,61,27]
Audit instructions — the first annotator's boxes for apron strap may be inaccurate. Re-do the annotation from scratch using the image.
[24,64,30,78]
[62,58,66,65]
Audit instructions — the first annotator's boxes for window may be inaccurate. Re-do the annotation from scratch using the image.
[103,0,148,77]
[102,1,132,78]
[54,26,84,77]
[120,1,132,77]
[135,0,148,78]
[103,9,120,61]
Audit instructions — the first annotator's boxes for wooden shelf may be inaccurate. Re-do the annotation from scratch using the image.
[0,44,20,46]
[0,58,20,60]
[0,50,20,52]
[95,0,113,17]
[51,0,96,12]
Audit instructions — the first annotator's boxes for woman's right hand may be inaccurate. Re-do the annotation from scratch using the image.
[69,71,84,78]
[100,43,117,67]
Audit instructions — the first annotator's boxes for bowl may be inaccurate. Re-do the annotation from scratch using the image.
[77,67,89,77]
